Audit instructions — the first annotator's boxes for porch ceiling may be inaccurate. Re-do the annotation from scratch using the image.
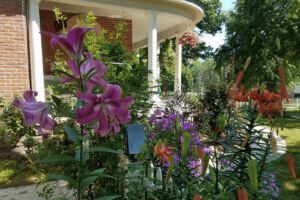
[40,0,204,49]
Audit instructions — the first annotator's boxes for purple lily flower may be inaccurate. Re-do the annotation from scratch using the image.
[41,27,96,60]
[76,84,134,137]
[61,52,107,90]
[12,90,56,137]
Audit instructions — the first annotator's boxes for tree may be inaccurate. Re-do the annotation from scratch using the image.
[181,0,225,63]
[215,0,300,89]
[189,0,226,34]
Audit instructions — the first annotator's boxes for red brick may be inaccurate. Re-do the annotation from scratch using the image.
[0,0,29,100]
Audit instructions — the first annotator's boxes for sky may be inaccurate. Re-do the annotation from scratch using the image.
[199,0,236,51]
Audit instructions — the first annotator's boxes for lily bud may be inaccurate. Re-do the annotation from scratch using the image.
[156,167,162,188]
[286,153,296,178]
[248,159,258,194]
[241,134,251,148]
[164,155,175,184]
[194,194,201,200]
[201,153,210,175]
[243,57,251,71]
[175,115,181,136]
[271,135,277,158]
[182,131,191,158]
[195,146,204,160]
[238,188,249,200]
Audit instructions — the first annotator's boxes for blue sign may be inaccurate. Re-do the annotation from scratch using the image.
[127,124,144,154]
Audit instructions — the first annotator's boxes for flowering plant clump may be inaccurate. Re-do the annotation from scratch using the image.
[261,174,279,199]
[179,31,202,48]
[142,109,213,199]
[13,27,134,200]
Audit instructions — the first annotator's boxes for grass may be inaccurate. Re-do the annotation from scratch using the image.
[266,108,300,200]
[0,151,45,188]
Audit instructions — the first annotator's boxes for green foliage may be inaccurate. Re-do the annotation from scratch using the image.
[188,0,226,34]
[0,97,32,148]
[215,0,300,89]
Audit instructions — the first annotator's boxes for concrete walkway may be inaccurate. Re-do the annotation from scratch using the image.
[253,126,286,162]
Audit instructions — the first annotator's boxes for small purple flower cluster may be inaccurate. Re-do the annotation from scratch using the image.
[148,110,210,178]
[261,173,279,199]
[148,110,201,147]
[220,159,235,171]
[189,160,202,177]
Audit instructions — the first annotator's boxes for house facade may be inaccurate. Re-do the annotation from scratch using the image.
[0,0,203,101]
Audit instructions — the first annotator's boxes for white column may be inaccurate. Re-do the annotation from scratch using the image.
[148,11,158,93]
[174,36,182,94]
[28,0,45,101]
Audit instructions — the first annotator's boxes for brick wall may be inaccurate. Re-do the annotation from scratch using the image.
[39,10,133,75]
[0,0,30,100]
[96,16,132,51]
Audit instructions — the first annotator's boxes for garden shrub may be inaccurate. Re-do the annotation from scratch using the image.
[0,97,32,148]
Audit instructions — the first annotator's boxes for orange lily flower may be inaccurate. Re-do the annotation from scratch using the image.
[154,142,173,163]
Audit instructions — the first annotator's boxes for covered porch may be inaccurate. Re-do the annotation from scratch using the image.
[28,0,203,101]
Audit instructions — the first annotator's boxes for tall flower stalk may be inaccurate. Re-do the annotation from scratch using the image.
[13,27,134,200]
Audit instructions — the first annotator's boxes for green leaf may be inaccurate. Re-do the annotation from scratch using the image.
[89,168,106,176]
[250,36,256,46]
[97,174,116,180]
[38,154,76,163]
[48,174,76,186]
[64,125,81,144]
[51,95,62,107]
[275,38,281,50]
[55,69,79,83]
[89,146,126,157]
[74,100,83,109]
[80,176,98,191]
[51,198,69,200]
[95,195,121,200]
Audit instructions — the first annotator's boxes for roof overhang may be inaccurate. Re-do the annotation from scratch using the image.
[40,0,204,49]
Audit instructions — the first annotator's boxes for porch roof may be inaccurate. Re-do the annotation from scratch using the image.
[39,0,204,49]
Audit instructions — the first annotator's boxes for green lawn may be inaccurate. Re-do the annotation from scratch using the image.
[267,109,300,200]
[0,151,45,188]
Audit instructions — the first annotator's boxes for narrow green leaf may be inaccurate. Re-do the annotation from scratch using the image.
[87,70,101,81]
[89,168,106,176]
[95,195,121,200]
[275,38,281,50]
[99,174,117,180]
[250,36,256,46]
[51,198,69,200]
[85,67,97,80]
[55,69,79,83]
[89,146,126,157]
[80,176,98,191]
[38,154,75,163]
[48,174,76,186]
[64,125,81,144]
